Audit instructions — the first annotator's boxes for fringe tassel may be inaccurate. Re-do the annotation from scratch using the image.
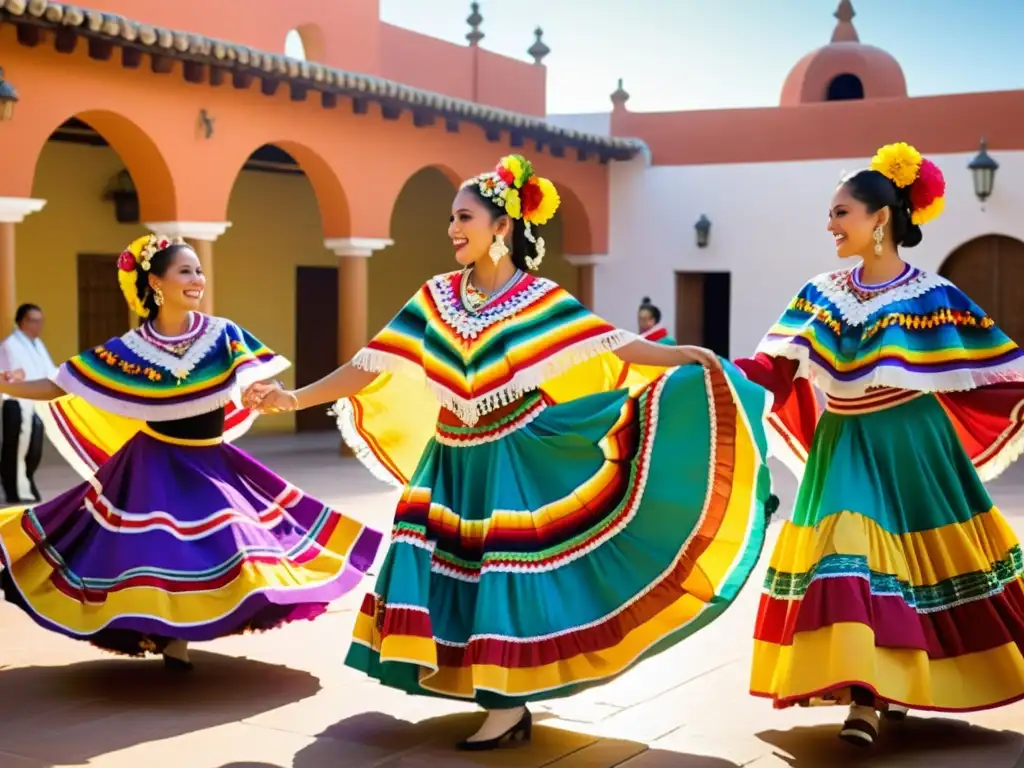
[330,398,405,488]
[975,419,1024,484]
[352,331,633,426]
[757,339,1024,395]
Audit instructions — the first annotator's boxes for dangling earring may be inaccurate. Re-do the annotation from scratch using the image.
[873,225,885,256]
[488,235,509,265]
[154,287,165,307]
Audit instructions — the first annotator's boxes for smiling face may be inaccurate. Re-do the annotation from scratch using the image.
[828,182,889,259]
[149,247,206,311]
[449,186,511,267]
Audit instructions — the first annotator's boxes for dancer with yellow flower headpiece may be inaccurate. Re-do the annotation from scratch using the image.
[737,142,1024,746]
[244,154,778,749]
[0,234,382,669]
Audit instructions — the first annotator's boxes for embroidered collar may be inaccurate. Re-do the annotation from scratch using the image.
[810,266,948,326]
[427,271,554,340]
[123,314,226,380]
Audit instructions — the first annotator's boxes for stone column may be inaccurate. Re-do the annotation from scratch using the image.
[0,198,47,330]
[565,254,606,311]
[143,221,232,315]
[324,237,393,455]
[324,237,394,364]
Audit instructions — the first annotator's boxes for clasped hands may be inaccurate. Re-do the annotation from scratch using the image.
[242,380,298,414]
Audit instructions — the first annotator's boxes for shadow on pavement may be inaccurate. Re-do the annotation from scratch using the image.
[0,651,320,765]
[758,715,1024,766]
[291,711,743,767]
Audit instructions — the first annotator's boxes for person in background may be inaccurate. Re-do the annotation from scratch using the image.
[638,297,675,345]
[0,304,57,503]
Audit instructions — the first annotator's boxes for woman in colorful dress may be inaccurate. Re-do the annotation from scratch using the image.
[737,142,1024,746]
[0,234,382,670]
[244,154,777,750]
[638,297,675,345]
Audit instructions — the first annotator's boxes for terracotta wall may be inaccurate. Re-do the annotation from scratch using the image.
[74,0,545,115]
[612,90,1024,166]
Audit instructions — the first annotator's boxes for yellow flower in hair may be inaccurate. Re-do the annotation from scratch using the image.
[523,177,561,226]
[870,142,922,189]
[504,188,522,219]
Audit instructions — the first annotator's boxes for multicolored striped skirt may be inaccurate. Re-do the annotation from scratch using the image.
[0,426,382,655]
[751,390,1024,711]
[345,363,775,707]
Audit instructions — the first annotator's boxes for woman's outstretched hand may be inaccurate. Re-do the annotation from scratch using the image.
[676,345,721,370]
[242,380,298,414]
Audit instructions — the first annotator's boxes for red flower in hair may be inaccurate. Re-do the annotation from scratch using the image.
[157,238,170,250]
[496,165,515,186]
[909,158,945,211]
[117,251,137,271]
[519,178,544,218]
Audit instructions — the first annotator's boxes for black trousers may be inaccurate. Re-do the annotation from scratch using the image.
[1,399,44,504]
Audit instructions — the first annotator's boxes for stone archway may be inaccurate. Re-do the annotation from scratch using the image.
[940,234,1024,344]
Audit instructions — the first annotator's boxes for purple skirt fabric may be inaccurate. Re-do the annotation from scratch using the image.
[0,432,382,656]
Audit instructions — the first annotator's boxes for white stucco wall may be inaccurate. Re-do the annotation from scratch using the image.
[597,151,1024,357]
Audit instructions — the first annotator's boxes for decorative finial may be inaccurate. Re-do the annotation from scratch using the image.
[610,78,630,108]
[831,0,859,43]
[528,27,550,65]
[466,2,484,46]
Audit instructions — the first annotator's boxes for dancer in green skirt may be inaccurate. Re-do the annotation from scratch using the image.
[739,141,1024,747]
[244,154,777,750]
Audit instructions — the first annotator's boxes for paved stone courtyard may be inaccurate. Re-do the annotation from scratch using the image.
[1,433,1022,767]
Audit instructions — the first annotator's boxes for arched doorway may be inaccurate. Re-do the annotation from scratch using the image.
[940,234,1024,344]
[24,112,176,361]
[220,142,345,433]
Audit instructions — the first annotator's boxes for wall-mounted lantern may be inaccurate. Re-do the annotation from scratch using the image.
[0,68,19,122]
[968,138,998,204]
[695,214,711,248]
[103,170,140,224]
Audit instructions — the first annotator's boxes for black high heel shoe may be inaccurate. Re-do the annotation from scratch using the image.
[456,708,532,751]
[163,654,194,673]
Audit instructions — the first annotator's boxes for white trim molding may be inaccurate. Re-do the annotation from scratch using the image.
[325,237,394,258]
[0,197,46,223]
[144,221,232,241]
[564,253,608,267]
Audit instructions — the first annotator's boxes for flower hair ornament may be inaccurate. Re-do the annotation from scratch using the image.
[870,142,946,226]
[461,154,561,271]
[117,233,185,318]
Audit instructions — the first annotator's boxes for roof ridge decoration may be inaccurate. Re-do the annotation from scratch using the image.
[0,0,643,161]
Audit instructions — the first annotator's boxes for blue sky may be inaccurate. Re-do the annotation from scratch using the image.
[361,0,1024,114]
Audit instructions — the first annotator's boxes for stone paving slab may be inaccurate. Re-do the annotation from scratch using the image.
[0,439,1021,767]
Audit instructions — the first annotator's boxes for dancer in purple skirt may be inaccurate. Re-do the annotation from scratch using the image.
[0,233,382,670]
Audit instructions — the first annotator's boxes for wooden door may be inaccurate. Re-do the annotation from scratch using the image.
[294,266,339,432]
[675,273,705,346]
[77,253,131,351]
[940,235,1024,344]
[675,271,732,357]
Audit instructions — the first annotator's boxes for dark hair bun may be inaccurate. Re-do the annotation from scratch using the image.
[901,224,923,249]
[641,296,652,305]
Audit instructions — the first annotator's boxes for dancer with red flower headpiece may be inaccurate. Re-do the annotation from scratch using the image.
[244,154,778,750]
[737,142,1024,746]
[0,234,382,669]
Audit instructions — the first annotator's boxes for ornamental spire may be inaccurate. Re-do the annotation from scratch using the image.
[528,27,550,65]
[831,0,859,43]
[466,2,484,47]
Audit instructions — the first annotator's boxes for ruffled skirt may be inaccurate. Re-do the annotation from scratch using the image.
[751,393,1024,711]
[0,428,382,655]
[344,364,774,706]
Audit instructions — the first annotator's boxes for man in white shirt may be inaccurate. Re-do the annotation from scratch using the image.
[0,304,58,503]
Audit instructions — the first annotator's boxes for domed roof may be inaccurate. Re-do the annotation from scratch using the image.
[780,1,907,106]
